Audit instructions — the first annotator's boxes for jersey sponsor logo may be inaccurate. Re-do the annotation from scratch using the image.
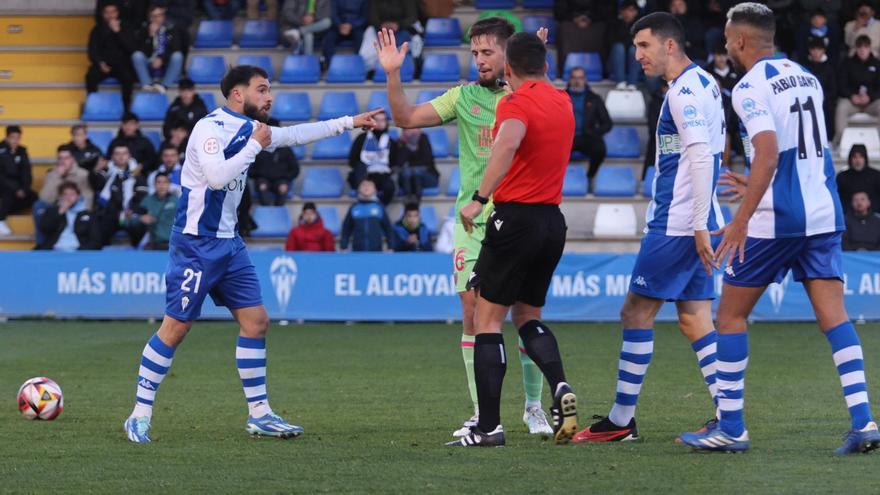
[683,105,698,119]
[478,126,492,148]
[204,137,220,154]
[270,256,298,312]
[678,86,693,96]
[658,134,682,154]
[740,98,768,122]
[470,105,481,115]
[681,104,707,129]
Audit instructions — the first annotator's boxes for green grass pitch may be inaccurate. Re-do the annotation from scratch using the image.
[1,321,879,493]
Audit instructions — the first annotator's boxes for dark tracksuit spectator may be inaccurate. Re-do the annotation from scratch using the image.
[567,68,612,180]
[392,204,432,252]
[68,124,104,172]
[393,128,438,202]
[835,35,880,144]
[163,79,208,138]
[250,147,300,206]
[607,0,642,86]
[109,112,159,173]
[86,3,136,110]
[322,0,369,64]
[795,8,841,64]
[803,38,838,141]
[347,113,396,206]
[285,202,335,251]
[340,179,394,252]
[838,144,880,214]
[89,145,149,247]
[843,191,880,250]
[37,182,102,251]
[0,126,36,235]
[704,46,743,157]
[669,0,707,63]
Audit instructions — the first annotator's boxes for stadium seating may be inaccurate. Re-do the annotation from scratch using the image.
[237,55,274,81]
[311,132,352,160]
[522,16,555,44]
[317,205,341,236]
[451,135,459,157]
[604,127,641,158]
[420,205,439,235]
[130,93,169,121]
[642,166,655,197]
[475,0,515,8]
[420,53,461,82]
[193,20,233,48]
[279,55,320,84]
[200,92,217,110]
[291,145,306,159]
[188,55,226,84]
[593,204,638,237]
[446,168,461,196]
[326,54,366,83]
[605,89,647,121]
[839,126,880,159]
[373,55,414,82]
[562,165,588,196]
[239,20,278,48]
[416,90,444,104]
[88,130,114,155]
[81,92,123,121]
[523,0,554,7]
[251,206,291,237]
[300,167,345,197]
[424,128,450,158]
[593,166,637,197]
[425,18,463,46]
[367,91,392,120]
[422,185,440,197]
[143,130,161,151]
[317,91,358,120]
[271,92,312,121]
[564,52,602,81]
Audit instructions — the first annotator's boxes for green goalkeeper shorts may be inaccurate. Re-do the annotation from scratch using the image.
[453,222,485,293]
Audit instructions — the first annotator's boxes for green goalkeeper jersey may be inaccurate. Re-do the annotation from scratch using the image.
[429,84,506,225]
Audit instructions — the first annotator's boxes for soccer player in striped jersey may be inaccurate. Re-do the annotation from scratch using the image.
[573,12,727,444]
[123,65,382,443]
[375,18,554,438]
[681,3,880,454]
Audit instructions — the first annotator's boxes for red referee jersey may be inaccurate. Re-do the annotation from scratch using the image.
[492,80,575,205]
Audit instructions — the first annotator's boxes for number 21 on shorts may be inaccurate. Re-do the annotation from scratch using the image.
[181,268,203,293]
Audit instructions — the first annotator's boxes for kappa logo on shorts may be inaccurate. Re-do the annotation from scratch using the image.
[270,256,298,312]
[181,295,190,311]
[494,219,504,231]
[724,266,735,277]
[633,276,647,287]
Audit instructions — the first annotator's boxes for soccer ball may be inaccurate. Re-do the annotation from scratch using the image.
[17,377,63,420]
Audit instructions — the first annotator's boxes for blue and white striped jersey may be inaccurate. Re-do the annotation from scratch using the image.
[733,55,844,238]
[646,63,726,236]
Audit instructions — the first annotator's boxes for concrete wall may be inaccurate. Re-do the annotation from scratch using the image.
[1,0,93,15]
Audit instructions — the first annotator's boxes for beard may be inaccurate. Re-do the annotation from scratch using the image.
[477,69,503,88]
[243,100,269,122]
[729,52,746,74]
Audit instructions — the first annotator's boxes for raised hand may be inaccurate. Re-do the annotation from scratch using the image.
[353,108,385,130]
[373,28,409,74]
[536,27,549,44]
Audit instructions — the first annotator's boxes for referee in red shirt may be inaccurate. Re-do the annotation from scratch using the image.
[448,32,577,448]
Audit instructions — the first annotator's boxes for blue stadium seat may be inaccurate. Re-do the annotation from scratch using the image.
[367,91,391,120]
[311,132,351,160]
[279,55,320,84]
[422,185,440,197]
[604,127,640,158]
[81,93,123,121]
[420,205,439,235]
[251,206,291,237]
[425,18,462,47]
[424,128,449,158]
[326,54,366,83]
[194,20,233,48]
[272,92,312,121]
[522,16,555,44]
[475,0,515,8]
[451,134,459,157]
[564,52,602,81]
[300,167,345,196]
[188,55,226,84]
[88,130,114,155]
[373,55,414,82]
[593,166,637,197]
[420,53,461,82]
[317,206,340,236]
[130,93,169,121]
[291,145,306,159]
[143,130,161,151]
[523,0,554,7]
[416,89,445,104]
[642,166,656,197]
[317,91,358,120]
[199,92,217,110]
[100,77,120,86]
[239,20,278,48]
[446,168,460,196]
[237,55,274,81]
[562,165,588,196]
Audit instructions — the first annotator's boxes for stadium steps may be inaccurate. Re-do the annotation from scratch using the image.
[0,51,89,84]
[0,237,35,250]
[32,163,50,193]
[0,89,84,120]
[5,214,35,236]
[0,16,92,47]
[14,125,70,160]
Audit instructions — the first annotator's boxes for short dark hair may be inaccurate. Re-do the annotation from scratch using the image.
[110,143,129,154]
[121,111,139,123]
[505,32,547,77]
[807,37,827,51]
[57,144,75,155]
[6,125,21,136]
[148,3,165,14]
[154,172,169,182]
[810,8,827,19]
[220,65,268,99]
[58,180,80,196]
[856,34,873,47]
[620,0,639,11]
[160,142,179,153]
[631,12,685,48]
[404,202,420,213]
[726,3,776,39]
[168,119,188,131]
[178,77,195,90]
[302,201,317,213]
[71,124,87,134]
[468,17,516,46]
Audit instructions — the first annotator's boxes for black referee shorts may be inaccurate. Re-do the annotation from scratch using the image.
[467,202,566,307]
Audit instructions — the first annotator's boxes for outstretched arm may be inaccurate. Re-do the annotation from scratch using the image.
[268,109,385,149]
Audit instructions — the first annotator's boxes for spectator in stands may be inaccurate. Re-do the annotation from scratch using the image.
[340,178,394,252]
[838,144,880,214]
[165,0,198,30]
[700,0,727,56]
[86,2,136,111]
[322,0,369,65]
[567,67,612,183]
[109,112,159,173]
[643,79,668,179]
[251,119,300,206]
[554,0,613,24]
[0,125,36,236]
[392,202,432,252]
[668,0,707,64]
[803,37,837,142]
[39,145,93,211]
[95,0,147,26]
[359,0,420,70]
[131,4,186,93]
[835,35,880,145]
[607,0,642,88]
[704,43,742,160]
[161,120,190,156]
[845,1,880,58]
[68,124,103,171]
[348,112,396,206]
[843,191,880,250]
[148,143,183,196]
[246,0,277,19]
[796,8,841,64]
[163,79,209,138]
[419,0,454,21]
[394,128,438,203]
[280,0,331,55]
[554,8,607,80]
[285,202,335,251]
[203,0,241,20]
[36,182,101,251]
[90,143,149,247]
[125,172,178,250]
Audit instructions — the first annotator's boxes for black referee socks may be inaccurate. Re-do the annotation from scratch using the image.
[474,333,507,433]
[519,320,567,394]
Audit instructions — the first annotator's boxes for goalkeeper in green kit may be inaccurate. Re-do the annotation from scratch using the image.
[375,18,553,438]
